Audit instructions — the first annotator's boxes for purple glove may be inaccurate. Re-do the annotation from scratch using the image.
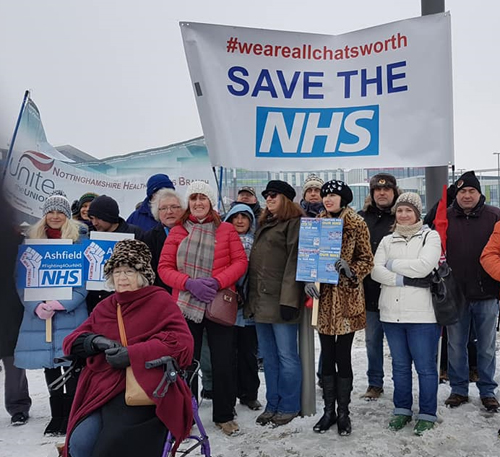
[35,303,55,320]
[198,277,220,291]
[185,278,218,303]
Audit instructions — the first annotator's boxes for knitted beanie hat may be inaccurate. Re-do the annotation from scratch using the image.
[43,190,71,219]
[394,192,423,219]
[104,239,155,285]
[186,181,217,208]
[320,180,353,206]
[88,195,120,223]
[147,174,175,199]
[302,174,324,198]
[262,180,296,202]
[455,170,481,194]
[78,192,98,211]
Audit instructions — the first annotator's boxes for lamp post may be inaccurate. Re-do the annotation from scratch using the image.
[494,153,500,206]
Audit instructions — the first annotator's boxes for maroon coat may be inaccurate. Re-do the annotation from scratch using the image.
[63,286,194,456]
[158,220,248,303]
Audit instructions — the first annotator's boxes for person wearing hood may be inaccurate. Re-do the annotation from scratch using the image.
[444,171,500,412]
[127,174,176,231]
[229,186,262,228]
[358,173,399,400]
[224,204,261,411]
[300,174,325,217]
[73,192,98,230]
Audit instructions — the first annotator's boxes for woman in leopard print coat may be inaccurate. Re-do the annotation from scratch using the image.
[307,180,373,437]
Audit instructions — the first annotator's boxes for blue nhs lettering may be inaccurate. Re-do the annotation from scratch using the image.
[39,269,82,287]
[256,106,379,157]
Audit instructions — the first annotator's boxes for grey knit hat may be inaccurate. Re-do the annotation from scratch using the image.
[302,174,324,198]
[394,192,423,219]
[186,181,217,208]
[43,190,71,219]
[104,239,155,285]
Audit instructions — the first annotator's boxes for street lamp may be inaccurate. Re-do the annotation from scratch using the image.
[494,153,500,206]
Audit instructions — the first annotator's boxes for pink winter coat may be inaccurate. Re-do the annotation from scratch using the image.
[158,220,248,303]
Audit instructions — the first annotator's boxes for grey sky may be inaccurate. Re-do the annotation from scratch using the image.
[0,0,497,170]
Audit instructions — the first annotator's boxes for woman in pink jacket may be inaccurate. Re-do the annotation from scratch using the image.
[158,181,248,436]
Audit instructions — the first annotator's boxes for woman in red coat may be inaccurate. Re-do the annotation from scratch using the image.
[158,181,248,436]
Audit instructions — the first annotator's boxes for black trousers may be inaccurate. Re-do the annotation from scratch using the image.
[233,325,260,402]
[44,366,78,397]
[319,332,355,378]
[188,317,236,423]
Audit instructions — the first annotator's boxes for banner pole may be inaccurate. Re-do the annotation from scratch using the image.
[1,90,30,188]
[46,317,52,343]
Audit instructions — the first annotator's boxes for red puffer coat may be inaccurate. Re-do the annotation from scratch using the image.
[158,220,248,302]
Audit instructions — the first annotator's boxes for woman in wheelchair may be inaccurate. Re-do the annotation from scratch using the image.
[62,239,194,457]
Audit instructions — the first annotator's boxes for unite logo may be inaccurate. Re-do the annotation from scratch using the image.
[255,106,379,158]
[19,150,55,172]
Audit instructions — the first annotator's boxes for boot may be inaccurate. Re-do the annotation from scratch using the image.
[313,375,337,433]
[337,377,353,436]
[58,394,74,435]
[44,396,64,436]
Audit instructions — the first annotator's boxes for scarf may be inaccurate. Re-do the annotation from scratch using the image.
[176,217,216,323]
[395,220,423,239]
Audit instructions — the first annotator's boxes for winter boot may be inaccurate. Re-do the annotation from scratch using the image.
[58,394,74,435]
[336,377,353,436]
[313,375,337,433]
[44,396,64,436]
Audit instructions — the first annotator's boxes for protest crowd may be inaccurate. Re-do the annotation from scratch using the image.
[3,168,500,457]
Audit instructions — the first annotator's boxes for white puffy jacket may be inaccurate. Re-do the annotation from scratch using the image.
[371,228,441,323]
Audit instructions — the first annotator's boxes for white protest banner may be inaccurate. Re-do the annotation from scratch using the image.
[181,13,453,171]
[3,94,216,223]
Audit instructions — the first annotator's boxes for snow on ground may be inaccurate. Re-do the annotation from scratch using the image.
[1,332,499,457]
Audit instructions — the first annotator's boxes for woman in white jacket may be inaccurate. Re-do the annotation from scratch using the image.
[371,192,441,436]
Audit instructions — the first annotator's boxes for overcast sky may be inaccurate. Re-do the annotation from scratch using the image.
[0,0,497,170]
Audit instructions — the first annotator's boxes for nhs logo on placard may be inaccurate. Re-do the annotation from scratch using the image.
[256,106,379,157]
[39,269,82,287]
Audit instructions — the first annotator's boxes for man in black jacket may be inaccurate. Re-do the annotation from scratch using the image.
[444,171,500,411]
[358,173,399,400]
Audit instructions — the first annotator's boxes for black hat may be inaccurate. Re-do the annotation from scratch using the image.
[369,173,397,198]
[262,180,296,201]
[455,171,481,194]
[88,195,120,223]
[320,180,353,206]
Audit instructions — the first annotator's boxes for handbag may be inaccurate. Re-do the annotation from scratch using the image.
[430,262,465,326]
[117,304,155,406]
[205,288,238,326]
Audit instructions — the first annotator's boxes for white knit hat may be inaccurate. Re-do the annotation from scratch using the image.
[186,181,217,209]
[302,174,324,197]
[394,192,423,219]
[43,190,71,219]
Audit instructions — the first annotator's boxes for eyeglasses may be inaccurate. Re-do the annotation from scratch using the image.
[158,205,182,212]
[112,269,136,277]
[263,191,278,199]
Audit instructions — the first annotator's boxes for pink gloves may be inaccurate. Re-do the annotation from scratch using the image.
[35,301,66,320]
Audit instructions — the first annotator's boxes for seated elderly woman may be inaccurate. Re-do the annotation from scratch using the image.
[62,239,194,457]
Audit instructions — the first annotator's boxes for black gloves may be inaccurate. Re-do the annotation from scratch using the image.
[403,274,433,288]
[91,335,122,352]
[335,259,355,280]
[105,347,130,369]
[280,305,300,321]
[304,283,320,299]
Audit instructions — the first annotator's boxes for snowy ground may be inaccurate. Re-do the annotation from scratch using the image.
[1,331,500,457]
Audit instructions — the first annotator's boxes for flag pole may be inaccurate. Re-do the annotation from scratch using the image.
[1,90,30,187]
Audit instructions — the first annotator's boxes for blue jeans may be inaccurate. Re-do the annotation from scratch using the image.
[255,322,301,414]
[447,298,499,397]
[365,311,385,388]
[68,410,102,457]
[383,322,441,422]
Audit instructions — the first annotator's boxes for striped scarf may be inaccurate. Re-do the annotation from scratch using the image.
[176,218,216,323]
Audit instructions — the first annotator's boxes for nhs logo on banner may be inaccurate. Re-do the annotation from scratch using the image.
[17,244,84,288]
[256,106,379,157]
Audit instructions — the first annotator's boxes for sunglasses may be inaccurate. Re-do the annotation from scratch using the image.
[263,191,278,199]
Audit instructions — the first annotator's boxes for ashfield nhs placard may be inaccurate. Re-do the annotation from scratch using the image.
[181,13,453,171]
[256,106,379,157]
[17,244,84,288]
